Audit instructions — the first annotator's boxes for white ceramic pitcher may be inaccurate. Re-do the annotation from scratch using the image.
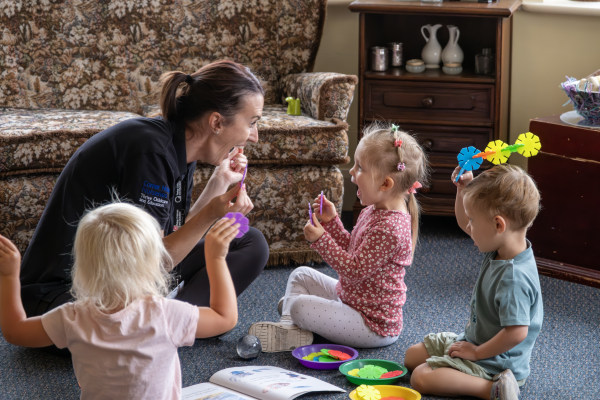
[421,24,442,69]
[441,25,464,65]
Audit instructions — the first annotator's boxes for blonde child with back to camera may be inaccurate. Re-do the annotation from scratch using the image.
[404,164,543,400]
[0,202,241,400]
[249,123,429,352]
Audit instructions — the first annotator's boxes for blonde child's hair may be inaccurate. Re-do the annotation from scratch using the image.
[359,122,429,246]
[71,202,173,312]
[462,164,541,230]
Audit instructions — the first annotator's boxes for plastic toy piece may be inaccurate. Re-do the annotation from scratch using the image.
[302,352,323,361]
[503,143,525,153]
[315,355,337,362]
[348,368,360,377]
[515,132,542,157]
[455,146,483,182]
[285,96,301,116]
[484,140,509,165]
[358,365,388,379]
[327,349,352,361]
[454,133,542,182]
[239,164,247,188]
[356,385,381,400]
[380,370,404,378]
[308,201,315,226]
[320,190,324,215]
[471,150,496,159]
[380,397,406,400]
[223,212,249,238]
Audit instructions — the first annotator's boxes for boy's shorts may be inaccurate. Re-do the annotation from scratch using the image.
[423,332,493,380]
[423,332,527,386]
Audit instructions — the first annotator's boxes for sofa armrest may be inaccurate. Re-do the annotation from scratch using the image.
[281,72,358,122]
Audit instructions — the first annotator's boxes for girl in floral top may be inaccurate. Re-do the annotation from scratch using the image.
[249,123,429,351]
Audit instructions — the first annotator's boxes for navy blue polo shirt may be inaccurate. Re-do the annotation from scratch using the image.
[20,117,195,308]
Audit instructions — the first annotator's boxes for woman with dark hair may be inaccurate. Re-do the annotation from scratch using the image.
[20,60,269,317]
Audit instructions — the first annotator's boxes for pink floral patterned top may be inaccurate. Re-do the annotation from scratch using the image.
[311,205,412,337]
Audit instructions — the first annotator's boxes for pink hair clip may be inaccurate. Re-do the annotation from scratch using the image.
[408,181,422,194]
[397,162,405,171]
[394,139,403,147]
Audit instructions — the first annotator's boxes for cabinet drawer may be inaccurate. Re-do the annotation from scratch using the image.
[365,81,494,124]
[400,124,493,168]
[422,166,459,196]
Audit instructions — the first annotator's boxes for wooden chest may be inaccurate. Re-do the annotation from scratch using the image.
[528,115,600,287]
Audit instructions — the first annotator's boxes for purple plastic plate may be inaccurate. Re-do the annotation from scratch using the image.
[292,344,358,370]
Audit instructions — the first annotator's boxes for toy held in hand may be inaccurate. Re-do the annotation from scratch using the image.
[239,164,248,188]
[223,212,249,238]
[308,201,315,226]
[455,133,542,182]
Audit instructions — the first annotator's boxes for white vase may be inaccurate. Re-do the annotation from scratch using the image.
[420,24,442,69]
[441,25,464,66]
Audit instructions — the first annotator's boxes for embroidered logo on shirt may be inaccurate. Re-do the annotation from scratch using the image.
[139,180,169,208]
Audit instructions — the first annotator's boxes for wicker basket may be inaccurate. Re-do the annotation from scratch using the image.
[561,69,600,126]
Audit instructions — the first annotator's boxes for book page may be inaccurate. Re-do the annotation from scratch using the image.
[209,366,345,400]
[182,382,256,400]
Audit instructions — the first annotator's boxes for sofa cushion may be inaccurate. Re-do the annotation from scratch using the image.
[0,108,142,176]
[1,164,343,266]
[192,164,345,266]
[1,105,348,176]
[240,105,350,166]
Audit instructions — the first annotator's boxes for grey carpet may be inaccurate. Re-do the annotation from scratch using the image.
[1,216,599,399]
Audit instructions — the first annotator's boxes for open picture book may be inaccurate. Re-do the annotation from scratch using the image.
[182,365,345,400]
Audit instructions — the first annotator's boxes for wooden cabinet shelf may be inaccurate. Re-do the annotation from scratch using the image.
[365,69,496,83]
[350,0,521,217]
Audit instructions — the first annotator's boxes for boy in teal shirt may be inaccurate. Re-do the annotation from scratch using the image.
[405,164,543,400]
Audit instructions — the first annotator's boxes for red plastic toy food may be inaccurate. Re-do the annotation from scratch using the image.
[380,370,404,379]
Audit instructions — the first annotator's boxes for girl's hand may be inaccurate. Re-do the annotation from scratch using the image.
[313,193,337,224]
[451,166,474,189]
[304,213,325,243]
[448,340,479,361]
[214,147,247,186]
[204,218,240,261]
[0,234,21,278]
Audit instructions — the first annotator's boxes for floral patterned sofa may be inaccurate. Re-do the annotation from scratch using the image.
[0,1,357,266]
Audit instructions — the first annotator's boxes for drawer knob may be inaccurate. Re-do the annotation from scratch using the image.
[421,96,434,108]
[422,139,434,151]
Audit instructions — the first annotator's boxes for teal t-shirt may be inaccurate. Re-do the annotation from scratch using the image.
[458,241,543,381]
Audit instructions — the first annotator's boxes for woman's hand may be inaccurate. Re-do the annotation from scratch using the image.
[313,193,337,224]
[208,183,254,219]
[451,165,474,189]
[214,147,247,187]
[304,213,325,243]
[204,217,240,261]
[0,234,21,278]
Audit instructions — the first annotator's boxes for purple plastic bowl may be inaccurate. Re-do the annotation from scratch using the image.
[291,344,359,370]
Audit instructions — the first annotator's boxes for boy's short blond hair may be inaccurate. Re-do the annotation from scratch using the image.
[462,164,541,230]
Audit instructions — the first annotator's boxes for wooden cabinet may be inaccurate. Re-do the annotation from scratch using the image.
[349,0,521,217]
[528,115,600,288]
